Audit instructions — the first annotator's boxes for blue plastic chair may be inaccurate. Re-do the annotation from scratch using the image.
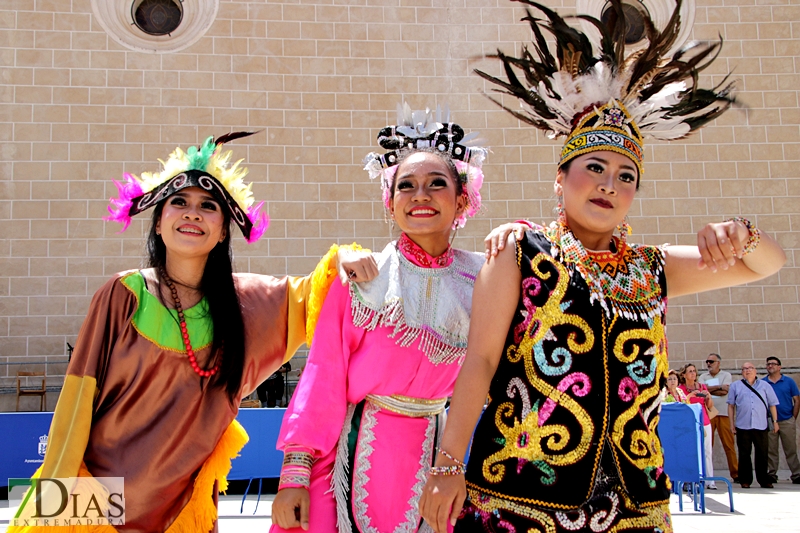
[659,402,734,513]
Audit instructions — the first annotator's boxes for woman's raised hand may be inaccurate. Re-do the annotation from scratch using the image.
[337,249,379,284]
[484,222,530,258]
[271,487,310,530]
[696,220,748,272]
[420,474,466,533]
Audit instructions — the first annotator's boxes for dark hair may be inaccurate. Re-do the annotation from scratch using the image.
[147,200,246,403]
[558,157,641,190]
[766,356,782,366]
[391,148,464,198]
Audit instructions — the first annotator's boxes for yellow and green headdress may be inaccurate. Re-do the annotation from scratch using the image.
[105,132,269,242]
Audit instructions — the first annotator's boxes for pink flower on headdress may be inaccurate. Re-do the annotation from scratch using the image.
[454,160,484,229]
[245,201,270,243]
[380,165,399,210]
[104,173,143,232]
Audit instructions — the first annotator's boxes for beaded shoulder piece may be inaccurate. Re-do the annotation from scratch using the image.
[349,242,484,365]
[542,224,666,321]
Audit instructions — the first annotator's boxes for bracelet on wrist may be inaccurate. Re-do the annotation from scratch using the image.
[279,450,313,489]
[429,464,467,476]
[436,447,466,467]
[727,217,761,255]
[283,452,314,467]
[278,471,311,490]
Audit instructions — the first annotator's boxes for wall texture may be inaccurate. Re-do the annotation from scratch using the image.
[1,0,799,400]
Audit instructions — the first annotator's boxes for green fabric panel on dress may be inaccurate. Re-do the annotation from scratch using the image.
[345,400,365,533]
[121,271,213,352]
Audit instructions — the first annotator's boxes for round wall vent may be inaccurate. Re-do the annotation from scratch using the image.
[576,0,696,55]
[91,0,219,53]
[132,0,183,36]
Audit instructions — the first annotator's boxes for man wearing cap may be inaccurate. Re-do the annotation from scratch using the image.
[763,356,800,484]
[699,353,739,482]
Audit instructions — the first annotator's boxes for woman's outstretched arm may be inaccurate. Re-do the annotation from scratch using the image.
[665,219,786,298]
[420,234,522,533]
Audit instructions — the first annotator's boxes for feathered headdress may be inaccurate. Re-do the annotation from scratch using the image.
[105,132,269,243]
[363,102,489,229]
[476,0,735,176]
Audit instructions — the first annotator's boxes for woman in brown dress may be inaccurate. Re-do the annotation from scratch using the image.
[10,134,374,533]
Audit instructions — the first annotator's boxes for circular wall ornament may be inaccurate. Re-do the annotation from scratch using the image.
[132,0,183,36]
[576,0,696,56]
[91,0,219,53]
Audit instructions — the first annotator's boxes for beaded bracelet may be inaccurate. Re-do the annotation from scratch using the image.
[728,217,761,255]
[436,447,466,467]
[429,464,467,476]
[283,452,314,467]
[279,450,314,489]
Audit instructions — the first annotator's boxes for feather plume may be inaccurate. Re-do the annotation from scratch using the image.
[213,130,260,146]
[104,173,144,232]
[477,0,735,142]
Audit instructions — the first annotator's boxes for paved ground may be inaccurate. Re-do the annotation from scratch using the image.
[3,473,798,532]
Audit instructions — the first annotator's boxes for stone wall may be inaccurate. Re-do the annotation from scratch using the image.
[1,0,798,398]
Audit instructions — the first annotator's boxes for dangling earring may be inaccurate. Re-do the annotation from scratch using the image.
[617,216,632,246]
[556,197,567,228]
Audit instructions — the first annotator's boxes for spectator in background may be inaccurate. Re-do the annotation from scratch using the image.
[257,362,292,408]
[664,369,689,403]
[680,363,717,488]
[762,356,800,484]
[728,362,780,488]
[699,353,739,482]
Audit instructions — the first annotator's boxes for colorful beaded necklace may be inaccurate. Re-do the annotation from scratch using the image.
[160,268,220,378]
[547,218,664,321]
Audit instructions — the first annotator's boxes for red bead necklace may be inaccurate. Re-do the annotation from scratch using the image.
[160,268,220,378]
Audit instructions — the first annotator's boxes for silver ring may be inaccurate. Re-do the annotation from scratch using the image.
[348,270,357,280]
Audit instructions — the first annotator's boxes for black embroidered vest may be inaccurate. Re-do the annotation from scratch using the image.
[465,230,671,510]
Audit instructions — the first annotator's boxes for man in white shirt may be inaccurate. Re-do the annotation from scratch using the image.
[699,353,738,482]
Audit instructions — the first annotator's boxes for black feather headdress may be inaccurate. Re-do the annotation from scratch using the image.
[476,0,735,171]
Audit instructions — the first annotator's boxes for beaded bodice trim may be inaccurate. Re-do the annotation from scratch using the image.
[544,223,666,321]
[349,241,484,365]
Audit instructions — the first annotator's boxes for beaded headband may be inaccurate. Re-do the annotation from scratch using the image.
[105,132,269,243]
[476,0,735,175]
[561,101,644,177]
[363,103,489,229]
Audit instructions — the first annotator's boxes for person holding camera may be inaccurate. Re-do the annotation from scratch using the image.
[680,363,717,489]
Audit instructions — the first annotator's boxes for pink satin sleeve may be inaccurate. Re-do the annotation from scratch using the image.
[277,282,364,458]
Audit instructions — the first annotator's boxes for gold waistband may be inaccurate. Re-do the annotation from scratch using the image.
[366,394,447,418]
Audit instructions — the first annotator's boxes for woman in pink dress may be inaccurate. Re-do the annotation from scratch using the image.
[680,363,717,488]
[270,105,488,532]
